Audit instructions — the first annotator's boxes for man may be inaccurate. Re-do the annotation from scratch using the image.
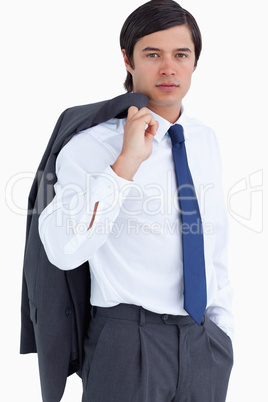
[33,0,233,400]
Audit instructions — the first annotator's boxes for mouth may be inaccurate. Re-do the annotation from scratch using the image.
[156,82,179,91]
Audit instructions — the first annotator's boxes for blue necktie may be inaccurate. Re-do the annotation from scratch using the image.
[169,124,207,325]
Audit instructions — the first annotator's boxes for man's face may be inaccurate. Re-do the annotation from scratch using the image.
[123,25,196,113]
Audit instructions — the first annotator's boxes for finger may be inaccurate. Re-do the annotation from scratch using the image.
[127,106,139,120]
[146,120,159,136]
[143,112,158,128]
[127,106,157,129]
[128,107,152,121]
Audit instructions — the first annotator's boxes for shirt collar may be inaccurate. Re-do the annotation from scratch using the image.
[149,106,189,143]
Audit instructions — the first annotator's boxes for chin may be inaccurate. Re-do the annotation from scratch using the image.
[148,97,181,107]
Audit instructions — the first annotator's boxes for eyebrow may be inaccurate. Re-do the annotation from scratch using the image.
[142,47,192,53]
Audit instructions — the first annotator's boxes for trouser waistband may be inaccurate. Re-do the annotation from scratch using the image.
[92,303,197,326]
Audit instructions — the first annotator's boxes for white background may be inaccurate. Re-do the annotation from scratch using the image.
[1,0,267,400]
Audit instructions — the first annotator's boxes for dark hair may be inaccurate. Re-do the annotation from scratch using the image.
[120,0,202,92]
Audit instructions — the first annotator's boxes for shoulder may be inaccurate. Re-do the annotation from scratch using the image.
[182,114,219,148]
[56,118,126,172]
[182,114,223,170]
[182,114,215,136]
[67,117,126,148]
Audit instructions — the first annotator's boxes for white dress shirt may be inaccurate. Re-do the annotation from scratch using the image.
[39,108,234,340]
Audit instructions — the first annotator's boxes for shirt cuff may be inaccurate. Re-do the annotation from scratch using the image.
[90,165,132,201]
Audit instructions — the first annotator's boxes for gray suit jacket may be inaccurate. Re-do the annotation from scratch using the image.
[20,92,149,402]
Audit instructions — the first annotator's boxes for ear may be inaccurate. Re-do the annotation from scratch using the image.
[122,49,134,74]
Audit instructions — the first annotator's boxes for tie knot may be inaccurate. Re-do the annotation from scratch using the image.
[168,124,185,146]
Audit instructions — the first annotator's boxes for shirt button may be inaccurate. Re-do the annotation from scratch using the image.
[162,314,169,321]
[65,307,72,317]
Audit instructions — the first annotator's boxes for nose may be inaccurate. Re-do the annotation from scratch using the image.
[159,56,175,76]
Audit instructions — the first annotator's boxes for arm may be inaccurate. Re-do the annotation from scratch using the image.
[39,107,158,270]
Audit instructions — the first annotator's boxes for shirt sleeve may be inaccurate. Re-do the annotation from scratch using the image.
[38,129,131,270]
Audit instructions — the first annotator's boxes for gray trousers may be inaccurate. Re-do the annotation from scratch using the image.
[82,304,233,402]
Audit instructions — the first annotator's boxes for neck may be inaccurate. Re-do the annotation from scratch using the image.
[147,100,182,123]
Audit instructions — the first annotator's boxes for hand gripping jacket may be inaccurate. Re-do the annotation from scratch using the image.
[20,92,149,402]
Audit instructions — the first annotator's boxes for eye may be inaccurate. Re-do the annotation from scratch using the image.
[147,53,159,58]
[176,53,187,59]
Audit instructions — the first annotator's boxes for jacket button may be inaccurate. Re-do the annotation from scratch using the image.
[65,307,72,317]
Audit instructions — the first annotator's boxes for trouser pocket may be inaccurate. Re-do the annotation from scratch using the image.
[204,316,233,401]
